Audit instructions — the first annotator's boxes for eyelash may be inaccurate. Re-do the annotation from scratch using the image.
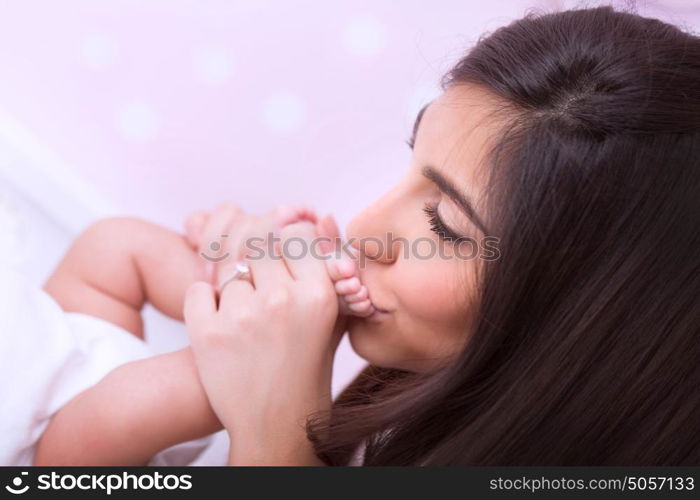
[410,134,462,242]
[422,202,462,242]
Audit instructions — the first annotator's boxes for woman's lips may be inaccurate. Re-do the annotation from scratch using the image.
[358,274,389,318]
[371,304,389,314]
[365,304,390,321]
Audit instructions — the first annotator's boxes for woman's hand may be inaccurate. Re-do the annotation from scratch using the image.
[184,220,345,465]
[183,203,318,286]
[184,204,376,317]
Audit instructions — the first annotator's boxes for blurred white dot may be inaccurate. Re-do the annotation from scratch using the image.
[261,92,305,132]
[81,35,116,68]
[116,103,161,142]
[342,15,387,56]
[193,48,234,85]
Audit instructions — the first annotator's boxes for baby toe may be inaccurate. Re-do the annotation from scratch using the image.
[334,276,361,295]
[348,299,374,315]
[343,286,369,303]
[326,256,358,282]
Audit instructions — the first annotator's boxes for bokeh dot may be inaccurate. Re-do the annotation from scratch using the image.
[116,102,161,142]
[261,92,306,132]
[81,35,116,68]
[193,48,234,85]
[342,15,387,56]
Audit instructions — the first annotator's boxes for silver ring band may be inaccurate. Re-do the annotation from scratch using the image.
[218,262,251,293]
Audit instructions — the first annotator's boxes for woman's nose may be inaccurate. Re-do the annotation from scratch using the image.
[346,199,403,265]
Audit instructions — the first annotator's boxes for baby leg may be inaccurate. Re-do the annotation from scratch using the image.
[45,217,205,338]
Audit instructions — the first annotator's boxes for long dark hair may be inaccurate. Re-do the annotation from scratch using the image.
[307,5,700,465]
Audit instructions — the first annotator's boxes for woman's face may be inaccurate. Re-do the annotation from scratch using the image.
[345,83,505,373]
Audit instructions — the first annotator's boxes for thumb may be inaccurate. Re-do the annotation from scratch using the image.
[330,307,349,354]
[184,281,218,336]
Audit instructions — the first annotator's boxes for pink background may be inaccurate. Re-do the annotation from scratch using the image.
[0,0,697,394]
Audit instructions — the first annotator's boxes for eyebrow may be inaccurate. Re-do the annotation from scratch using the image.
[408,102,430,148]
[422,166,489,236]
[409,103,490,235]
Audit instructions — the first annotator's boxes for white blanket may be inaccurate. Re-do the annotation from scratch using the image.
[0,262,222,465]
[0,188,222,465]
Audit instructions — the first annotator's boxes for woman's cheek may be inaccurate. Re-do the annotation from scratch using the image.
[397,258,467,326]
[349,257,475,371]
[388,258,471,370]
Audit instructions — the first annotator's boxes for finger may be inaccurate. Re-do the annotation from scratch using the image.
[228,214,273,260]
[217,260,255,292]
[218,271,255,310]
[184,282,218,332]
[216,215,262,287]
[246,241,293,292]
[280,221,329,282]
[200,204,241,280]
[200,203,241,255]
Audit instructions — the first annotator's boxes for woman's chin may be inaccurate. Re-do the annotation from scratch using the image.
[346,317,399,369]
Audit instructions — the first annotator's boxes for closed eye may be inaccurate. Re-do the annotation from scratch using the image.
[423,202,464,242]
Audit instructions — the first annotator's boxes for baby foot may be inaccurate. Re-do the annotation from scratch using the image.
[314,214,377,318]
[184,203,319,286]
[267,203,318,229]
[325,251,376,318]
[184,210,210,249]
[259,209,376,317]
[184,203,318,250]
[186,206,376,317]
